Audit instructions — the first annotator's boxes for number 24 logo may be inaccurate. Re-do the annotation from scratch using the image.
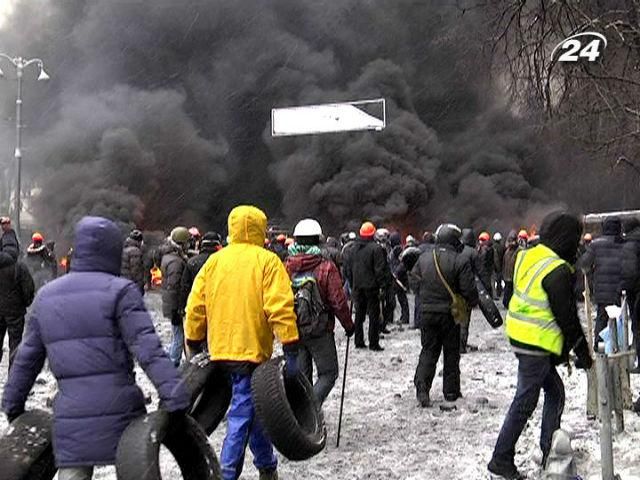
[552,32,608,62]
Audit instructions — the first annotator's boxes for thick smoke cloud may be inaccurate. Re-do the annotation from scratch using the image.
[0,0,557,239]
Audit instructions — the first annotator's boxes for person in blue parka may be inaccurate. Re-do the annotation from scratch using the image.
[1,216,190,480]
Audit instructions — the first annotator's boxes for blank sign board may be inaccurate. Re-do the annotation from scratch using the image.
[271,98,385,137]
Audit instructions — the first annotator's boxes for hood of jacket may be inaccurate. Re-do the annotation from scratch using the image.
[71,216,123,275]
[540,211,581,263]
[228,205,267,247]
[286,253,324,274]
[0,251,14,268]
[461,228,476,247]
[603,216,622,236]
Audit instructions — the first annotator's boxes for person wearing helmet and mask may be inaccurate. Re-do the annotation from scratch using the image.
[25,232,57,290]
[0,217,20,259]
[488,212,592,479]
[493,232,505,299]
[340,232,358,298]
[343,222,389,351]
[285,219,354,405]
[121,229,145,294]
[185,206,298,480]
[187,226,201,258]
[409,223,478,407]
[161,226,190,366]
[458,228,478,353]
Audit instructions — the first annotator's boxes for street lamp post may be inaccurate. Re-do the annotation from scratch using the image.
[0,54,49,236]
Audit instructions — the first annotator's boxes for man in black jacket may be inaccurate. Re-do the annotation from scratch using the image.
[0,217,19,259]
[578,216,624,350]
[180,231,222,318]
[0,249,34,371]
[622,218,640,371]
[488,211,592,480]
[459,228,478,353]
[410,224,478,407]
[344,222,389,351]
[121,229,145,294]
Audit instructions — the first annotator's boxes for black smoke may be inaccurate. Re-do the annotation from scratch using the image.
[0,0,559,239]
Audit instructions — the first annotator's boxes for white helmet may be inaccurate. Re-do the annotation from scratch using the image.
[406,234,416,246]
[348,231,357,240]
[293,218,323,238]
[493,232,503,242]
[374,228,390,242]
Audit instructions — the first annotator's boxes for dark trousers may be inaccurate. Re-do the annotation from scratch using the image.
[503,281,514,309]
[394,284,410,324]
[594,304,610,351]
[460,315,471,353]
[413,289,422,328]
[353,288,381,347]
[382,287,395,328]
[494,272,503,298]
[414,313,461,398]
[298,333,339,406]
[0,316,25,370]
[491,355,564,466]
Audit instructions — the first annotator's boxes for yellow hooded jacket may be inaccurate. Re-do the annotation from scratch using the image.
[185,205,299,364]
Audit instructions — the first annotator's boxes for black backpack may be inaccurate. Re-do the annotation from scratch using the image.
[292,272,330,339]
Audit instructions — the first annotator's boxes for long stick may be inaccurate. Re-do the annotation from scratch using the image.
[596,354,615,480]
[584,274,598,418]
[336,301,353,448]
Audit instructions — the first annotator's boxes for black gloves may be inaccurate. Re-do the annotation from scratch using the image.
[574,339,593,370]
[6,409,24,423]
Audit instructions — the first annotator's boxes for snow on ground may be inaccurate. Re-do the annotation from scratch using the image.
[1,291,640,479]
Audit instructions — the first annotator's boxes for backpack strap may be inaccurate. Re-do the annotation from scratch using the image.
[433,250,456,302]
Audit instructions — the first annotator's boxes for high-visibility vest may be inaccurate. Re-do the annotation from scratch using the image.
[505,244,568,355]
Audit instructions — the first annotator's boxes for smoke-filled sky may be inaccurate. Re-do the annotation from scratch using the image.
[0,0,563,238]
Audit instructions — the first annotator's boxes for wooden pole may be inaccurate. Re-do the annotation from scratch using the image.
[584,275,598,418]
[596,354,616,480]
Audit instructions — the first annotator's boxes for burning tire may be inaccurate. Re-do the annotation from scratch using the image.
[251,356,326,461]
[115,410,221,480]
[180,353,232,435]
[0,410,56,480]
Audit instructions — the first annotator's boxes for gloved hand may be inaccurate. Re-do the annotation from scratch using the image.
[284,352,300,380]
[574,339,593,370]
[345,324,355,338]
[6,409,24,423]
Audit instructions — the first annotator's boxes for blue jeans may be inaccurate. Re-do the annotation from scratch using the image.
[491,354,565,466]
[168,323,184,367]
[221,374,277,480]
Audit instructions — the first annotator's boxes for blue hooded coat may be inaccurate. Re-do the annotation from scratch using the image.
[1,216,190,467]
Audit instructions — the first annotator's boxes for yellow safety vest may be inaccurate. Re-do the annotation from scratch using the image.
[505,244,567,355]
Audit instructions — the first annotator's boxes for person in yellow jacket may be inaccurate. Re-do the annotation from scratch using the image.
[185,205,299,480]
[488,212,593,480]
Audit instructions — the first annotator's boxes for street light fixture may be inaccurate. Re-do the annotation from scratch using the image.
[0,54,49,236]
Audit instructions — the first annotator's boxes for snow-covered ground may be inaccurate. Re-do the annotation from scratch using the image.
[1,292,640,479]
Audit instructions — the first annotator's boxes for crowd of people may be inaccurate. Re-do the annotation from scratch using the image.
[0,208,638,479]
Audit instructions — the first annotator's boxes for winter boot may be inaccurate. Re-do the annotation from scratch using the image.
[416,389,430,408]
[259,468,278,480]
[487,458,525,480]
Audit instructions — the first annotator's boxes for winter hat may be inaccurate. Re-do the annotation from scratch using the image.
[602,216,622,236]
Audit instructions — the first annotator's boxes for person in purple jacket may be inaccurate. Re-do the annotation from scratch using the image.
[1,216,190,480]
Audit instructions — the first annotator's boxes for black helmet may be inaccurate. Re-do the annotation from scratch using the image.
[201,231,222,248]
[129,229,143,242]
[435,223,462,248]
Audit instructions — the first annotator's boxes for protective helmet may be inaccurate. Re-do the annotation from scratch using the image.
[406,235,416,246]
[374,228,390,242]
[293,218,323,238]
[171,226,190,244]
[285,237,295,246]
[188,227,201,238]
[518,229,529,240]
[32,232,44,242]
[583,233,593,242]
[348,231,357,240]
[0,216,10,225]
[479,232,490,242]
[201,231,222,247]
[360,222,376,238]
[276,233,286,243]
[435,223,462,246]
[493,232,502,242]
[129,229,143,242]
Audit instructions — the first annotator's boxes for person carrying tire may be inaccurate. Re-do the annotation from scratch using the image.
[488,212,593,480]
[343,222,390,351]
[185,205,299,480]
[1,216,190,480]
[285,218,355,406]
